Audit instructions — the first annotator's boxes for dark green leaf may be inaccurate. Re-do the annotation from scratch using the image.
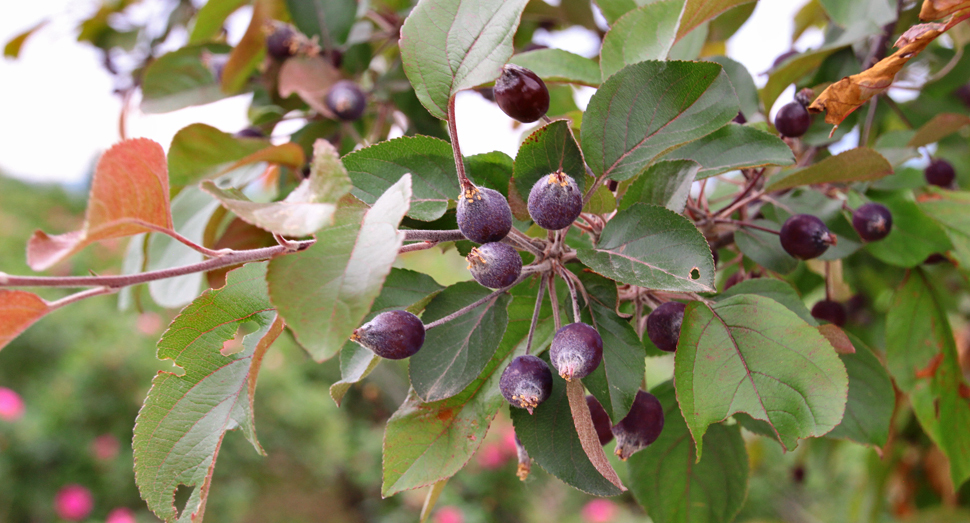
[141,44,230,113]
[664,125,795,180]
[343,136,459,221]
[577,204,715,292]
[511,120,586,219]
[733,219,798,275]
[705,56,759,120]
[134,263,283,523]
[716,278,816,325]
[627,381,749,523]
[863,190,952,268]
[599,0,684,81]
[765,148,892,192]
[918,188,970,270]
[285,0,357,49]
[675,295,848,458]
[581,61,739,181]
[267,177,411,362]
[509,49,601,87]
[466,151,514,198]
[411,282,511,402]
[618,160,700,213]
[189,0,246,44]
[826,334,894,447]
[400,0,529,119]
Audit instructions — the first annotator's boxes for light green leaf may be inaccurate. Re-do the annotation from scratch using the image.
[285,0,357,49]
[510,49,601,86]
[765,148,892,192]
[907,113,970,147]
[618,160,700,213]
[400,0,529,119]
[599,0,685,81]
[167,124,270,187]
[675,295,848,459]
[141,44,231,113]
[665,124,795,180]
[189,0,246,44]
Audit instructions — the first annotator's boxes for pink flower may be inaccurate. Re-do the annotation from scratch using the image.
[106,507,136,523]
[0,387,25,421]
[476,443,508,469]
[54,484,94,521]
[581,499,617,523]
[91,434,121,461]
[434,505,464,523]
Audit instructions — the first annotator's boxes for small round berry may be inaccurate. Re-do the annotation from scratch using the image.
[780,214,837,260]
[811,300,846,327]
[852,203,893,242]
[235,127,265,139]
[732,111,746,124]
[612,390,664,460]
[456,186,513,243]
[646,301,687,353]
[924,253,948,265]
[550,322,603,381]
[925,158,955,187]
[266,24,298,60]
[325,80,367,121]
[351,310,425,360]
[774,101,811,138]
[466,242,522,289]
[493,64,550,123]
[527,171,582,231]
[586,395,614,445]
[500,355,553,414]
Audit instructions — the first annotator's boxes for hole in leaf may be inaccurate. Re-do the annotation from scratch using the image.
[174,484,195,519]
[690,267,700,280]
[222,321,259,356]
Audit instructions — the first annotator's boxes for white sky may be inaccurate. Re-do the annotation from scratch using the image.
[0,0,810,185]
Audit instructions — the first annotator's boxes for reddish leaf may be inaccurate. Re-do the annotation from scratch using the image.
[0,290,50,351]
[27,139,173,271]
[278,56,342,118]
[565,380,626,491]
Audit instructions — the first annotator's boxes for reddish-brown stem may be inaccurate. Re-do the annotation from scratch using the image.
[713,218,780,235]
[141,223,229,258]
[715,169,765,219]
[423,271,532,330]
[403,229,467,242]
[46,287,118,310]
[447,96,473,191]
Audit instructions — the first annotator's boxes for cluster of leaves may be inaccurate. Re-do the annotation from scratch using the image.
[3,0,970,521]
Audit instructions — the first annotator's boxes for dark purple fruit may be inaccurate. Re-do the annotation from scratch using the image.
[351,310,425,360]
[549,322,603,381]
[527,171,582,230]
[732,111,747,124]
[925,158,955,187]
[774,101,811,138]
[780,214,837,260]
[852,203,893,242]
[493,64,549,123]
[235,127,265,139]
[811,300,846,327]
[646,301,687,353]
[924,253,948,264]
[500,355,553,414]
[325,80,367,121]
[266,24,298,60]
[466,242,522,289]
[586,395,614,445]
[456,186,513,244]
[613,390,664,460]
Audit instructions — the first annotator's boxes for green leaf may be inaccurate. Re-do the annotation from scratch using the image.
[382,278,552,496]
[918,189,970,270]
[330,268,444,406]
[907,113,970,147]
[400,0,529,120]
[716,278,816,325]
[594,0,639,25]
[509,49,601,86]
[267,176,412,362]
[167,124,270,187]
[627,381,749,523]
[134,263,283,523]
[583,186,617,215]
[677,0,753,41]
[3,20,46,58]
[765,148,892,192]
[818,0,895,33]
[675,295,848,458]
[147,187,221,308]
[577,204,716,292]
[826,334,893,447]
[599,0,684,81]
[664,124,794,180]
[141,44,230,114]
[466,151,514,198]
[511,120,587,219]
[862,191,952,268]
[705,56,759,120]
[410,282,511,402]
[667,21,707,61]
[733,219,798,275]
[581,60,739,181]
[618,160,700,213]
[577,271,645,421]
[342,136,459,221]
[886,270,949,392]
[189,0,247,44]
[201,140,351,236]
[285,0,358,49]
[511,356,625,496]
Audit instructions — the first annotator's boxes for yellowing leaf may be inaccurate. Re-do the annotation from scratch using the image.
[0,290,49,351]
[27,139,173,271]
[677,0,753,41]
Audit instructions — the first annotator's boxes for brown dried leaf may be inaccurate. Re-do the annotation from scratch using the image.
[278,56,342,118]
[27,139,173,271]
[920,0,970,20]
[0,290,49,351]
[808,23,944,127]
[565,380,626,491]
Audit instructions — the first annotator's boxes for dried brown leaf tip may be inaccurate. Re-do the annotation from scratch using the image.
[808,23,944,129]
[920,0,970,21]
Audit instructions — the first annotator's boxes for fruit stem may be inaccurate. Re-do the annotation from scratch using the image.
[403,229,467,242]
[559,266,582,324]
[715,168,765,219]
[547,272,562,330]
[502,233,544,257]
[447,96,474,192]
[45,286,118,311]
[525,276,547,355]
[713,218,780,236]
[423,272,531,330]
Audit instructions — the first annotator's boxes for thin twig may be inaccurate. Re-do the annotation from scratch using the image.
[861,96,879,147]
[548,272,562,331]
[146,223,229,258]
[399,241,439,253]
[502,233,544,257]
[447,96,473,191]
[715,169,765,219]
[46,287,118,310]
[403,229,467,242]
[712,218,780,235]
[423,271,531,330]
[559,266,581,324]
[525,276,547,355]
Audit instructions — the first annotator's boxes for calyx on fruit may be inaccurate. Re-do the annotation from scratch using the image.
[350,310,425,360]
[500,355,553,414]
[527,171,582,231]
[549,322,603,381]
[456,185,513,244]
[466,242,522,289]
